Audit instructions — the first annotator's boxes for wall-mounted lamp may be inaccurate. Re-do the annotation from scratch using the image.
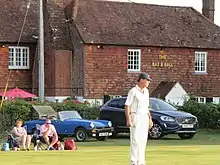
[97,45,103,49]
[32,35,39,39]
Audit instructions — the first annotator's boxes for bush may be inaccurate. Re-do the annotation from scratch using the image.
[178,98,220,129]
[0,99,100,133]
[0,99,32,132]
[50,101,100,119]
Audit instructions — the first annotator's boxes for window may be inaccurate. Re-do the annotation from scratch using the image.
[9,46,29,69]
[149,98,177,111]
[195,97,206,103]
[213,97,220,104]
[195,52,207,73]
[108,100,119,108]
[118,99,126,109]
[108,98,126,109]
[127,49,141,72]
[206,98,213,103]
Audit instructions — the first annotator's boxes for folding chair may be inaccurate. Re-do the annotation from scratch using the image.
[32,124,46,150]
[6,131,21,151]
[6,125,32,151]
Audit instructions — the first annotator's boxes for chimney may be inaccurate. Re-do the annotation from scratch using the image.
[202,0,215,22]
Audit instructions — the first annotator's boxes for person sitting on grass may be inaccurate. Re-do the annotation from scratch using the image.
[11,119,32,151]
[39,119,58,150]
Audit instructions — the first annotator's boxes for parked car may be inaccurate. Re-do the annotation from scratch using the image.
[99,97,199,139]
[24,105,114,142]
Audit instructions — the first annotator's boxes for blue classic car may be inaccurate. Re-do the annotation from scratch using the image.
[24,106,114,142]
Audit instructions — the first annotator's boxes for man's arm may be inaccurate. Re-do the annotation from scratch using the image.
[125,105,132,125]
[148,108,153,129]
[52,125,58,141]
[147,111,152,119]
[125,89,134,127]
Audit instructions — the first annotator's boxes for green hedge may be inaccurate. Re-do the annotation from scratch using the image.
[0,99,100,133]
[1,98,220,133]
[178,99,220,129]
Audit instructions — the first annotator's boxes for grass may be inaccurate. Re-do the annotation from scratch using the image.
[1,130,220,165]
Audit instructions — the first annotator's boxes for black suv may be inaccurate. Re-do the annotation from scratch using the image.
[99,97,199,139]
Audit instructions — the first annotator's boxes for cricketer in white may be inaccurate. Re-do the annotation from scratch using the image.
[125,73,153,165]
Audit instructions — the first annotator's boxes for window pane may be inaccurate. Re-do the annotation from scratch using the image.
[201,66,205,71]
[134,56,137,61]
[9,48,14,66]
[22,48,28,66]
[16,48,21,66]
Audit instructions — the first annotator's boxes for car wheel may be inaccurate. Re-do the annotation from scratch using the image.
[75,128,88,142]
[149,122,163,139]
[96,136,107,141]
[110,130,118,138]
[178,133,195,139]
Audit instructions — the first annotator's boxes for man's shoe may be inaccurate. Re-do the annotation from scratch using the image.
[47,146,55,150]
[49,146,55,150]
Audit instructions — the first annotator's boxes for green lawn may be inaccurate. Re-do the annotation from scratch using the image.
[1,130,220,165]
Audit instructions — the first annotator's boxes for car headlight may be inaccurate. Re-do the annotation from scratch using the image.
[108,121,112,127]
[90,122,95,128]
[160,116,175,122]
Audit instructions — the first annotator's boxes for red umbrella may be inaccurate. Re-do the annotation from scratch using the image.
[0,87,37,98]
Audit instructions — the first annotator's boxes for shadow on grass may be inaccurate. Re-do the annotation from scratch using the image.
[1,129,220,148]
[77,130,220,147]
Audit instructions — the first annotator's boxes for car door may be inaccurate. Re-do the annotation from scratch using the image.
[51,120,65,135]
[107,98,126,128]
[117,98,127,128]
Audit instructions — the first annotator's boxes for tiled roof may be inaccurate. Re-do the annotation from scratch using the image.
[0,0,38,43]
[65,0,220,49]
[151,81,177,99]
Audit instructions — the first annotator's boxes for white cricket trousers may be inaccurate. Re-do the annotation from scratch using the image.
[130,113,149,165]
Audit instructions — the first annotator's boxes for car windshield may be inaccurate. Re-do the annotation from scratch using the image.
[59,111,82,121]
[150,98,177,111]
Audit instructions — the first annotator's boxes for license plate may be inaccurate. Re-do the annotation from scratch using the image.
[99,132,109,136]
[182,124,193,128]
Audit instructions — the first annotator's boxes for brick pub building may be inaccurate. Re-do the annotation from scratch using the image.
[1,0,220,105]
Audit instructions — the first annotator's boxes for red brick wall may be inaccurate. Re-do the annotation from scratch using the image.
[54,50,72,96]
[33,49,73,97]
[0,45,36,94]
[84,44,220,99]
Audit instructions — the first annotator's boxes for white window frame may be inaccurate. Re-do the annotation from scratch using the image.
[213,97,220,104]
[8,46,30,69]
[194,51,207,73]
[127,49,141,72]
[195,97,206,103]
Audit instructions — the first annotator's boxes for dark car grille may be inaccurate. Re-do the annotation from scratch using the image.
[176,117,197,124]
[95,126,110,129]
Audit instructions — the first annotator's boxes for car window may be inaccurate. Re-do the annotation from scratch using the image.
[108,99,126,109]
[108,100,119,108]
[150,98,176,111]
[118,99,126,109]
